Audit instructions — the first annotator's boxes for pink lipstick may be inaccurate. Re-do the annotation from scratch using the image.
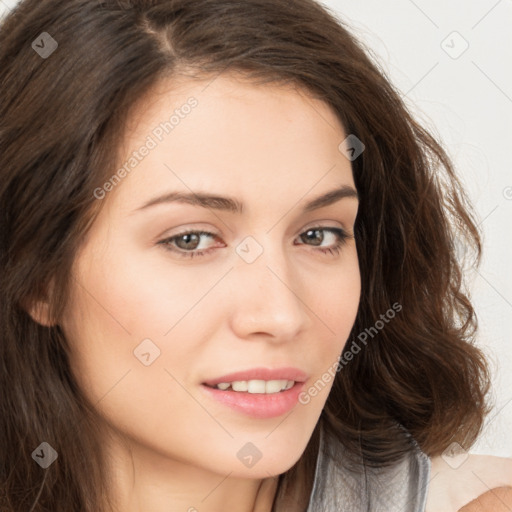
[200,367,308,419]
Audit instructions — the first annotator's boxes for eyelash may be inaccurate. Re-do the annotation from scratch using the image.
[158,226,352,259]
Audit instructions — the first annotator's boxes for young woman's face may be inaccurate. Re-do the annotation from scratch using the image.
[60,73,361,479]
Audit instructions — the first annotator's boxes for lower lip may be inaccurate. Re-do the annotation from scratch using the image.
[200,382,305,419]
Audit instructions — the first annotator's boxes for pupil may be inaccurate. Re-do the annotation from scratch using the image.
[304,229,322,246]
[178,233,199,249]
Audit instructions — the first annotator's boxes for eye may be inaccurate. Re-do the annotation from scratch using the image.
[295,226,352,256]
[158,230,220,259]
[158,226,352,259]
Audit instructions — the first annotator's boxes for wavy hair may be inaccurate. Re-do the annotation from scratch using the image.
[0,0,491,510]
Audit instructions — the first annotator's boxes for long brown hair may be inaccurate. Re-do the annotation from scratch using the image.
[0,0,490,510]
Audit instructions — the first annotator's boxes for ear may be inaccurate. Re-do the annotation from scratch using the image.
[26,299,55,327]
[23,279,57,327]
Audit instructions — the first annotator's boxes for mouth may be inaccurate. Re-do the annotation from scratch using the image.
[201,366,307,389]
[203,379,296,393]
[200,367,308,418]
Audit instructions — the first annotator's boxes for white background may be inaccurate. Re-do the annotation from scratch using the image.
[2,0,511,456]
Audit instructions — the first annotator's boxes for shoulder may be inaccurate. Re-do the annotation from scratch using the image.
[425,453,512,512]
[458,487,512,511]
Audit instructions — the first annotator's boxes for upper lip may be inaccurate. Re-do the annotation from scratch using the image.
[202,367,308,386]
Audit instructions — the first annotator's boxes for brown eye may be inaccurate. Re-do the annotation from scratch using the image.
[300,228,325,246]
[159,230,219,259]
[174,233,201,250]
[296,226,350,255]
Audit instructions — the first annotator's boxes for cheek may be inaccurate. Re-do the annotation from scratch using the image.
[303,251,360,399]
[320,247,361,339]
[60,240,231,415]
[65,244,207,351]
[59,256,211,461]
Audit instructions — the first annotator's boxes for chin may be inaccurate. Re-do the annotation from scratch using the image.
[212,432,312,478]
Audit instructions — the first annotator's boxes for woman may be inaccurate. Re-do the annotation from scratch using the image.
[0,0,510,510]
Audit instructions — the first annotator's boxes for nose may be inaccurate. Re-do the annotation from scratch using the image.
[228,239,312,343]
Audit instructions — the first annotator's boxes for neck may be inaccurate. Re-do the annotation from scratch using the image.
[100,431,280,512]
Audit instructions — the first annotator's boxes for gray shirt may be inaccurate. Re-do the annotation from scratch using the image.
[306,426,431,511]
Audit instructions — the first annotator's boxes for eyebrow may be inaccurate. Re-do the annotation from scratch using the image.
[134,184,358,214]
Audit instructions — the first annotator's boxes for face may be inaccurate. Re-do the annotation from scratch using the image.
[59,73,360,479]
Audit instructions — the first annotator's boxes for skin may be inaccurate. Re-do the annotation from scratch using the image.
[30,72,512,511]
[38,73,362,512]
[427,454,512,511]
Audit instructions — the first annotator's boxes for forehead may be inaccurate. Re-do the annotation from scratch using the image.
[107,72,354,214]
[123,71,347,146]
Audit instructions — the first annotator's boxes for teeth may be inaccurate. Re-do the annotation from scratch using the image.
[213,379,295,393]
[265,380,285,393]
[232,381,248,392]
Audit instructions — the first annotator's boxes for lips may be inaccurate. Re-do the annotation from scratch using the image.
[201,367,308,387]
[201,382,307,418]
